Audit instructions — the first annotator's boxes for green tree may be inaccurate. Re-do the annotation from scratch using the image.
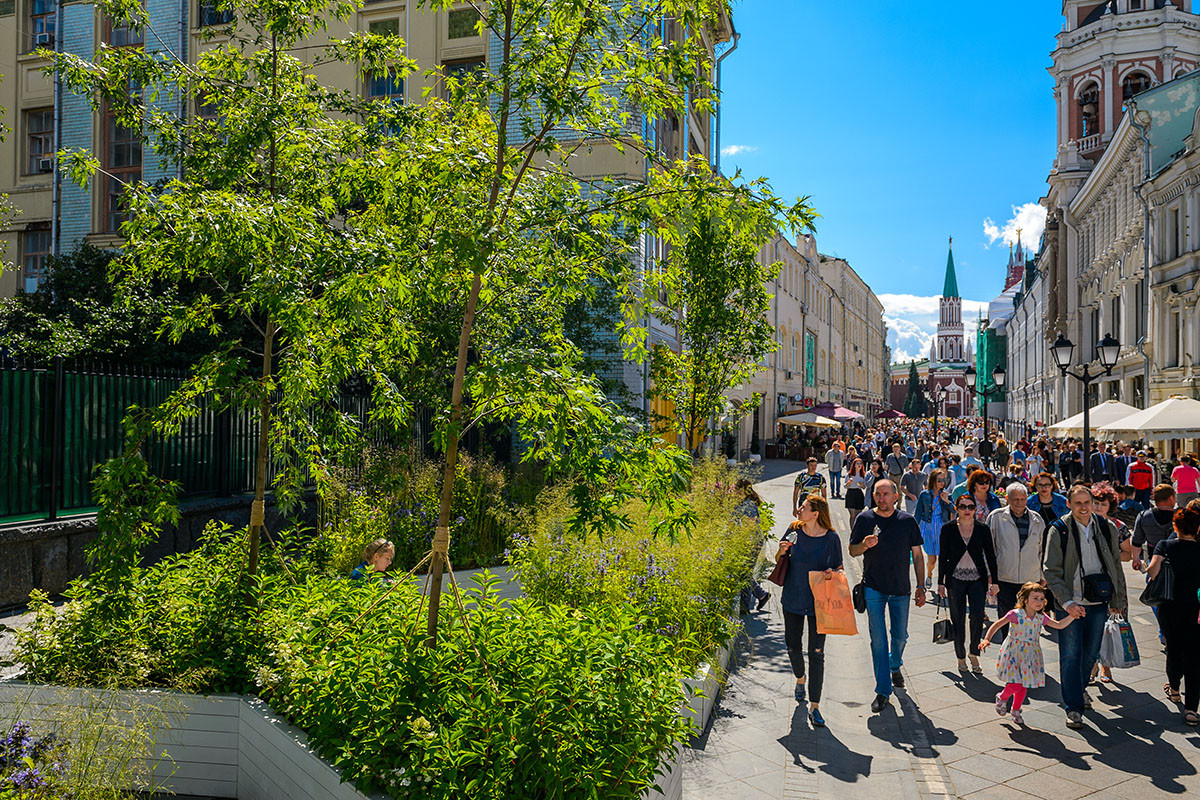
[49,0,806,648]
[643,172,815,452]
[902,361,927,417]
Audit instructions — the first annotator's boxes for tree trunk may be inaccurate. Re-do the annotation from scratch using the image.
[248,317,275,578]
[426,271,483,648]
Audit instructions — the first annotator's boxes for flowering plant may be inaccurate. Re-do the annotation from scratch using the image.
[1,722,68,799]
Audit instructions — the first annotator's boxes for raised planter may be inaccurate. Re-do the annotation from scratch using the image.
[0,683,378,800]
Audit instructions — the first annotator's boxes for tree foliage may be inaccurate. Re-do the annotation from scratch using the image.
[902,361,927,417]
[46,0,809,644]
[641,169,815,450]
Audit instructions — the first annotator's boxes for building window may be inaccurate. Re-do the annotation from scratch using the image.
[28,0,56,51]
[25,108,54,174]
[1079,83,1100,138]
[21,225,51,293]
[1130,0,1144,12]
[1110,295,1121,342]
[441,57,485,99]
[1135,280,1146,339]
[791,335,799,373]
[447,7,481,39]
[197,1,233,27]
[367,70,404,104]
[1122,71,1152,100]
[108,11,144,47]
[1131,375,1144,406]
[804,332,816,387]
[104,100,142,233]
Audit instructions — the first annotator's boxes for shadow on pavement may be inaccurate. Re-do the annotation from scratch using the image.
[778,706,874,782]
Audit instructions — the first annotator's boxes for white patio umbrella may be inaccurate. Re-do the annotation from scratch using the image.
[1097,395,1200,438]
[1046,400,1141,438]
[778,412,839,428]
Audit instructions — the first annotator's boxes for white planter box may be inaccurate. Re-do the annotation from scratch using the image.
[748,454,762,463]
[645,634,736,800]
[0,684,379,800]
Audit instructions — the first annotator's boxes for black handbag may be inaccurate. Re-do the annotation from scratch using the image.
[1064,518,1115,604]
[1140,555,1174,607]
[852,580,866,613]
[932,601,953,645]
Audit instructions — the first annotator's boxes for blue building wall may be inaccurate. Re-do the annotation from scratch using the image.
[142,0,183,186]
[58,2,96,249]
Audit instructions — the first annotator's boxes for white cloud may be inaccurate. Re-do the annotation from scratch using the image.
[720,144,758,157]
[879,294,990,365]
[983,203,1047,249]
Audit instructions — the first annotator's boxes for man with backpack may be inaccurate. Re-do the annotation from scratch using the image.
[1043,484,1128,730]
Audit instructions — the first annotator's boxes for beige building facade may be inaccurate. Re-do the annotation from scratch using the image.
[728,233,887,456]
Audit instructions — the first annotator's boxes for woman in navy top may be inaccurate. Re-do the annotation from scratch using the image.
[774,493,843,728]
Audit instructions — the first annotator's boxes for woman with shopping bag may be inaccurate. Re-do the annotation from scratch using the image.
[774,493,843,728]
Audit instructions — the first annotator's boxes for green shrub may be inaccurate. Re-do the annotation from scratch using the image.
[18,522,282,693]
[260,574,690,799]
[314,449,541,574]
[511,459,770,671]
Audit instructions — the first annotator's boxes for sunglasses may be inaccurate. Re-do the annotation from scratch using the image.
[957,503,977,511]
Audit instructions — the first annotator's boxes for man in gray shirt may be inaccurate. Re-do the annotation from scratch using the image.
[900,459,925,515]
[825,445,845,499]
[885,443,906,484]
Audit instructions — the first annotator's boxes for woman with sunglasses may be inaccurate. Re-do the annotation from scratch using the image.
[939,495,1000,672]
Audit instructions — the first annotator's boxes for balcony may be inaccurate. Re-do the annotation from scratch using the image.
[1077,133,1103,156]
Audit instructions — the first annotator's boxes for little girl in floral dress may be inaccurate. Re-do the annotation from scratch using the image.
[979,582,1076,725]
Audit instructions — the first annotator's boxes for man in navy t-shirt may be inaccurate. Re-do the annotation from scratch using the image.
[849,478,926,712]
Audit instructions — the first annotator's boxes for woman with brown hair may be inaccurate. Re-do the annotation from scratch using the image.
[1146,500,1200,725]
[774,493,843,727]
[938,494,999,672]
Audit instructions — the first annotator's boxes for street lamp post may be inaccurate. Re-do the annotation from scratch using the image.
[1051,332,1121,482]
[964,365,1007,434]
[924,383,947,443]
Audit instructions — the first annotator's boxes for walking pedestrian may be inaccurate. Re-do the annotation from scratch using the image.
[793,457,827,512]
[848,479,927,713]
[1172,454,1200,508]
[1087,481,1136,685]
[844,458,868,531]
[826,444,845,500]
[1043,484,1128,729]
[938,494,999,673]
[900,459,925,515]
[735,478,770,613]
[980,582,1076,726]
[986,484,1045,642]
[1146,500,1200,726]
[953,470,1002,521]
[994,436,1011,470]
[1127,451,1156,508]
[885,443,907,485]
[914,468,953,591]
[774,494,843,728]
[1132,484,1180,645]
[1058,441,1083,485]
[1028,473,1069,526]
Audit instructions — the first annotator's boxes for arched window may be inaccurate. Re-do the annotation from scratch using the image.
[1079,82,1100,138]
[1122,71,1152,100]
[791,335,799,372]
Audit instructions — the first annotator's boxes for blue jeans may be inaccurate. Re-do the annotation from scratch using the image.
[830,471,842,496]
[865,586,910,697]
[1057,603,1108,713]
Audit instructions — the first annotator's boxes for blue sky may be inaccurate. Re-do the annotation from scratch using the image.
[719,2,1062,363]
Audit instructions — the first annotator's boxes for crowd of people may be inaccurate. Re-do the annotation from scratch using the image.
[773,419,1200,731]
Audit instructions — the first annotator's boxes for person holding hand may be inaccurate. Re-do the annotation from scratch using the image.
[849,479,926,714]
[938,493,999,673]
[1043,484,1128,730]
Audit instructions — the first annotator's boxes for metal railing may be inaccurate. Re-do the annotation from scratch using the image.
[0,357,385,523]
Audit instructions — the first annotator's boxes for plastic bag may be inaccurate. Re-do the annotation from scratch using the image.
[809,571,858,636]
[1099,615,1140,668]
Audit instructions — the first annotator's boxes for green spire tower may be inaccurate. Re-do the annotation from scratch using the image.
[943,236,960,299]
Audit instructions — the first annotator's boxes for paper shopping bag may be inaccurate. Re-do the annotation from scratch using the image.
[809,571,858,636]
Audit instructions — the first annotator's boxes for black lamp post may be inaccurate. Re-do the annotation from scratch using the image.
[964,364,1007,434]
[924,382,948,443]
[1051,331,1121,481]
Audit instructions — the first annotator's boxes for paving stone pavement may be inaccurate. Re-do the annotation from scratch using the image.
[682,460,1200,799]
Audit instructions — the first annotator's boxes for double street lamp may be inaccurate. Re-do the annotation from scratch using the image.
[924,382,948,443]
[1051,331,1121,482]
[964,364,1006,433]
